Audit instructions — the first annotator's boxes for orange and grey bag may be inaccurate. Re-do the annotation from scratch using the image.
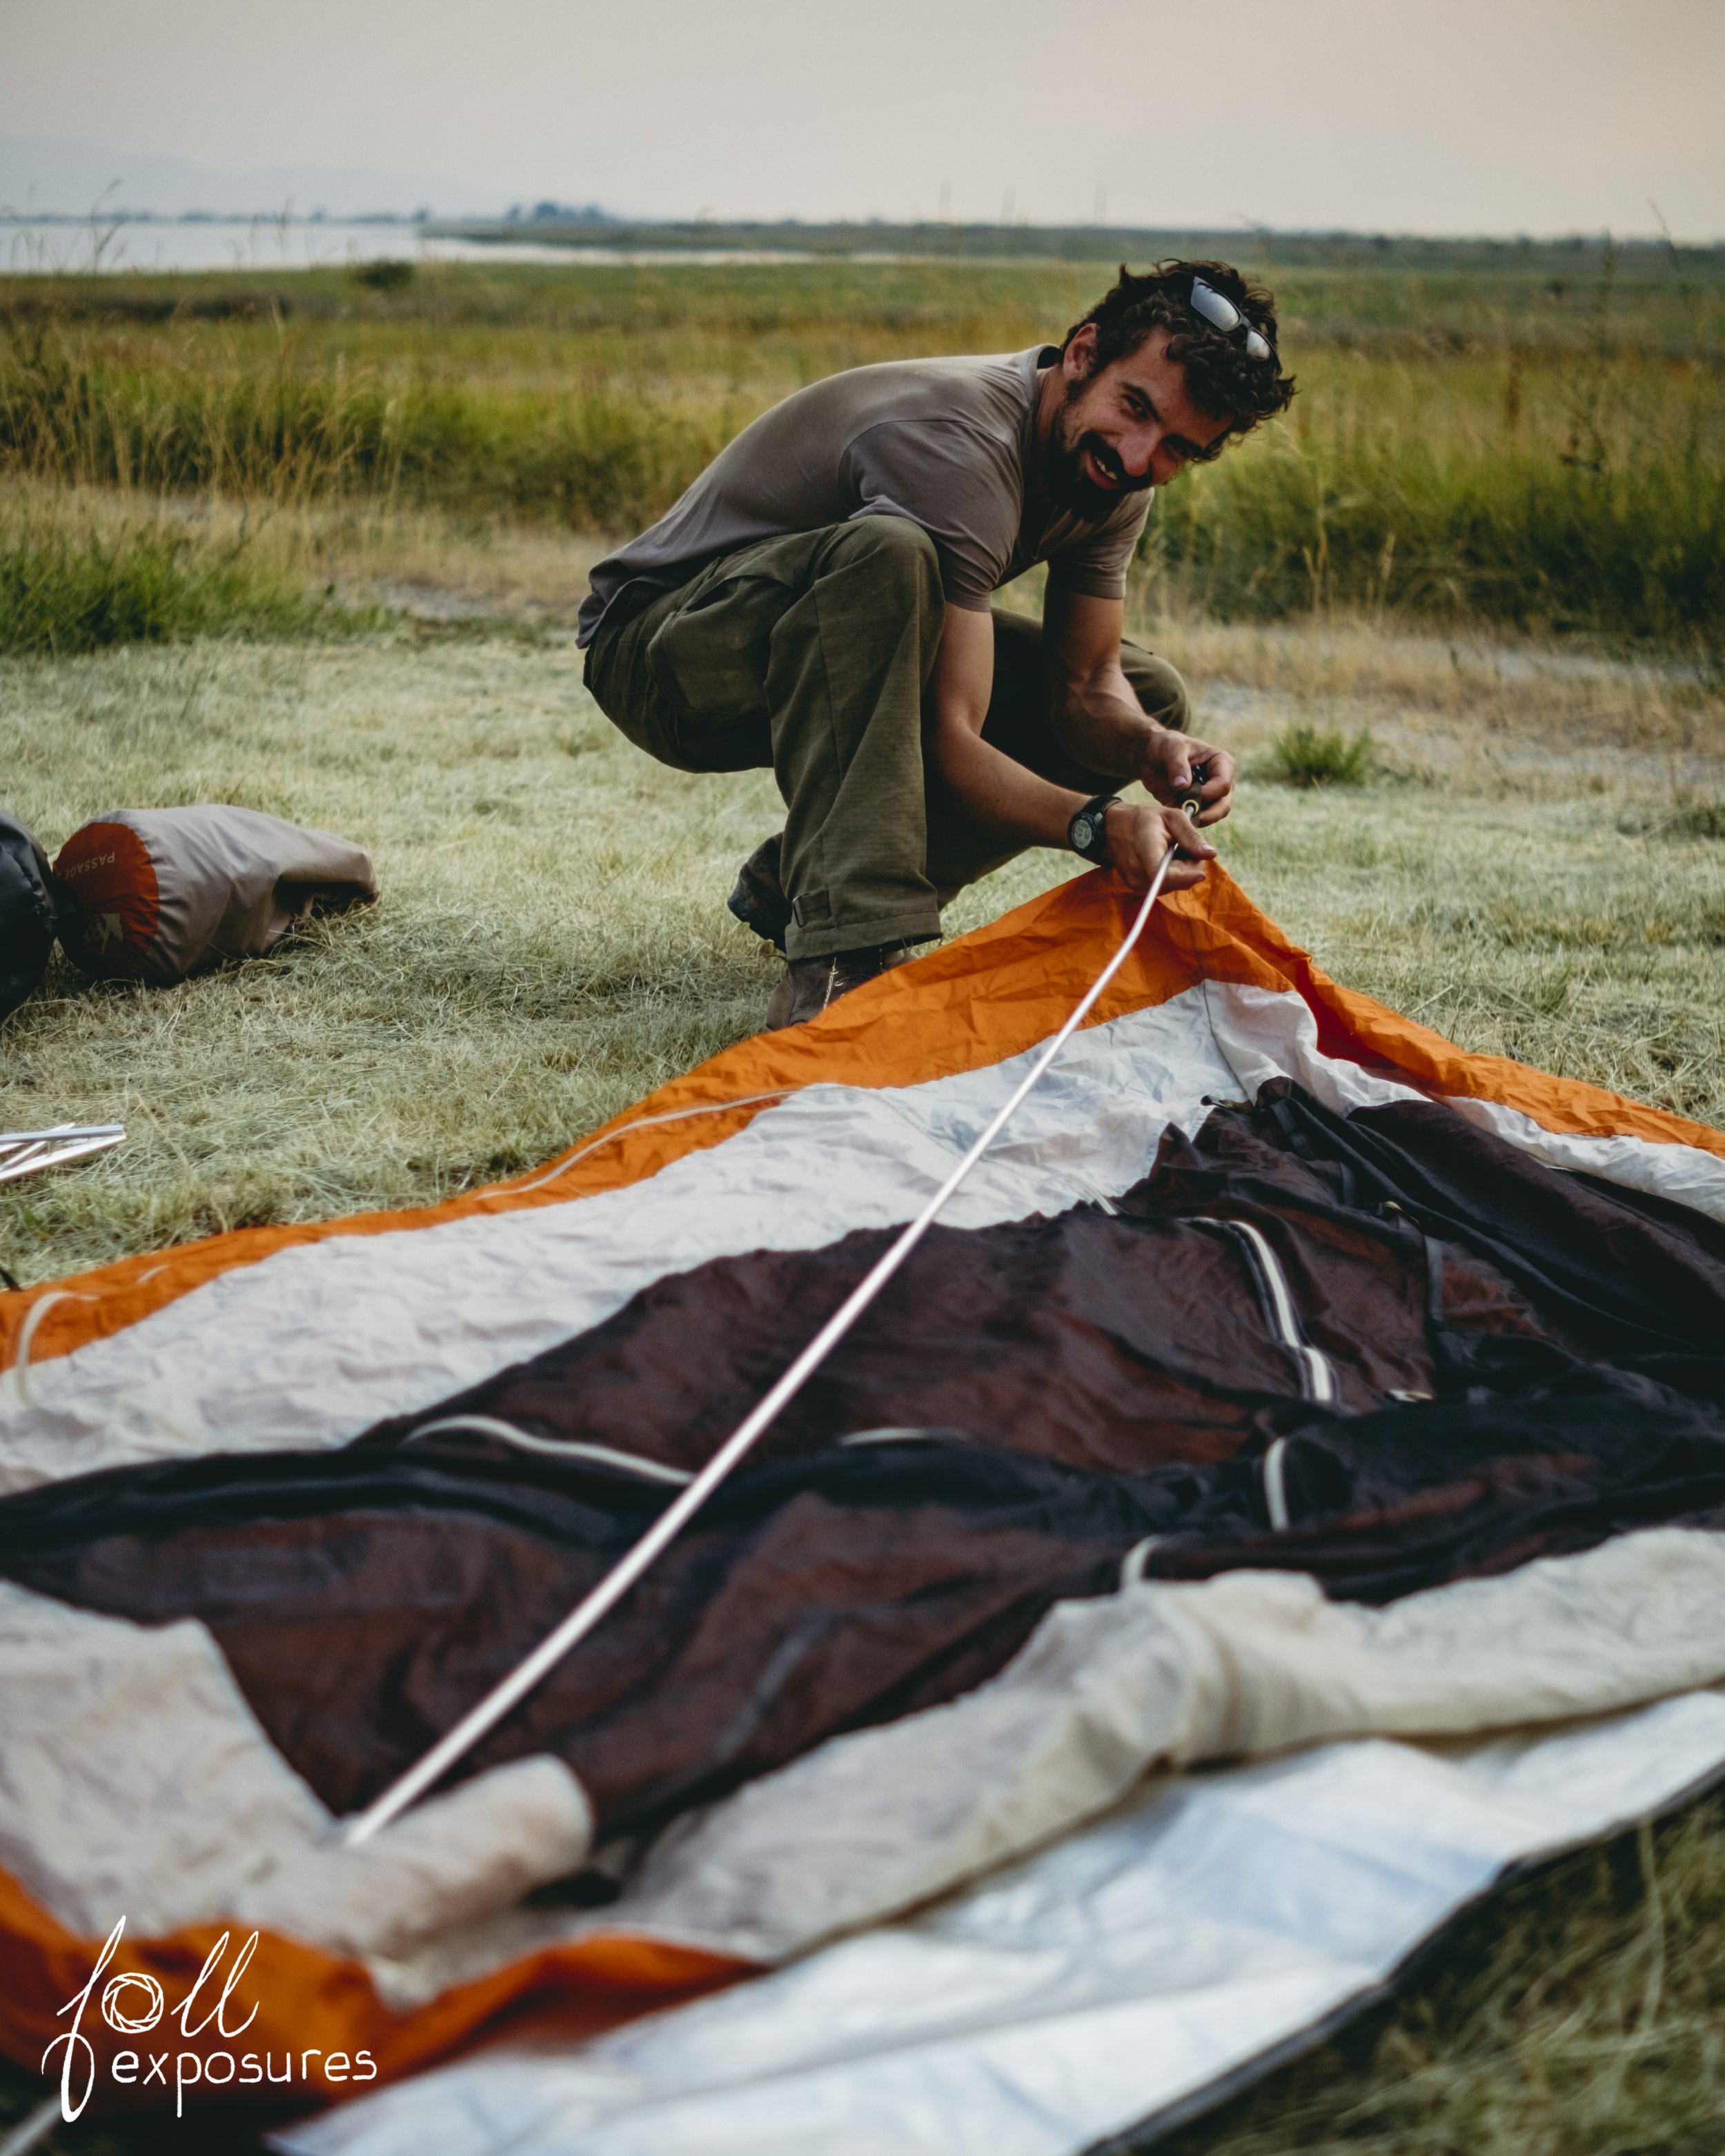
[53,805,377,984]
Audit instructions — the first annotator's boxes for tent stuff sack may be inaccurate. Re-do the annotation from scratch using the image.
[0,810,68,1021]
[52,804,377,984]
[2,864,1724,2155]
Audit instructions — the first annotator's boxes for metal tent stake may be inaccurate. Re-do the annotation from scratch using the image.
[0,1125,126,1186]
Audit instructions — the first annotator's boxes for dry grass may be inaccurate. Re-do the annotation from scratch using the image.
[1150,611,1725,758]
[1188,685,1725,1132]
[0,629,781,1280]
[0,474,612,624]
[3,578,1722,1285]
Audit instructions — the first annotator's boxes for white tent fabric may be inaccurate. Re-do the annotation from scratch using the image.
[0,1580,593,1960]
[274,1683,1725,2156]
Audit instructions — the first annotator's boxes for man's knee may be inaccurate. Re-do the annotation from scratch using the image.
[827,515,942,595]
[1119,642,1191,731]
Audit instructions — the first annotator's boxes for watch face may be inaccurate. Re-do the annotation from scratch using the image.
[1073,800,1117,859]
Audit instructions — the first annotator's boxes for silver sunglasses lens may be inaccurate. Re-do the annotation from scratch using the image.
[1191,275,1272,361]
[1188,277,1239,332]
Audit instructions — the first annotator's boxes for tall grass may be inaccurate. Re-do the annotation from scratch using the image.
[2,250,1721,645]
[1148,356,1725,640]
[0,321,737,528]
[0,523,328,655]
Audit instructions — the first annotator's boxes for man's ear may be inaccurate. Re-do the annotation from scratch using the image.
[1063,322,1099,382]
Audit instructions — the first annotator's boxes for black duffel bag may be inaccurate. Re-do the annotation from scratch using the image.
[0,810,67,1022]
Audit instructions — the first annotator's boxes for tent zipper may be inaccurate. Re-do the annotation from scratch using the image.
[1192,1216,1339,1408]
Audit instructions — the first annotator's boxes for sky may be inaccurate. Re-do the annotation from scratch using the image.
[2,0,1722,236]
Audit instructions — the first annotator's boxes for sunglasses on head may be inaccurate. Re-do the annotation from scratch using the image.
[1188,277,1273,362]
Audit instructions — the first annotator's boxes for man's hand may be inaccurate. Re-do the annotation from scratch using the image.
[1138,729,1236,825]
[925,605,1229,896]
[1101,800,1215,893]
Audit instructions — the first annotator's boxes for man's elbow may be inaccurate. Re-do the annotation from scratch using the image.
[1046,673,1110,746]
[927,715,987,795]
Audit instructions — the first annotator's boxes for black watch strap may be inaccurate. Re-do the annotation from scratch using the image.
[1067,792,1121,866]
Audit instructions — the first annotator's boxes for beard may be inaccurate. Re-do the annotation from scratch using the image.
[1045,378,1156,520]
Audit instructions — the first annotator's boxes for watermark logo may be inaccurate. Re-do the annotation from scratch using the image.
[43,1917,377,2121]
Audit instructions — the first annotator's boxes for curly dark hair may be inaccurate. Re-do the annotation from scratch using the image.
[1063,259,1295,448]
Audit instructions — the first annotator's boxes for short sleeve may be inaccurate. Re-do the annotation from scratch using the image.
[843,419,1021,612]
[1045,495,1152,600]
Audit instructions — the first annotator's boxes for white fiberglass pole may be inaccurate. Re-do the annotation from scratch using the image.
[343,856,1177,1846]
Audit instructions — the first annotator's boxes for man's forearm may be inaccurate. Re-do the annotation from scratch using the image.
[929,720,1085,849]
[1049,663,1178,782]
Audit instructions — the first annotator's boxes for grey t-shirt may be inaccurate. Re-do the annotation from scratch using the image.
[575,345,1150,646]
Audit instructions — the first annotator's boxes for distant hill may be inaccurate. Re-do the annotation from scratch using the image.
[422,216,1695,266]
[0,135,507,220]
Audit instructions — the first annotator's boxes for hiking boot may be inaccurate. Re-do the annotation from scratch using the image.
[763,944,914,1031]
[727,833,792,952]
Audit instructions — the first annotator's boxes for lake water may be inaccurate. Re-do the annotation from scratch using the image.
[0,219,809,277]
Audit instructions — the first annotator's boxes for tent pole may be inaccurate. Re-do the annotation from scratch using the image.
[342,852,1181,1847]
[0,2097,63,2156]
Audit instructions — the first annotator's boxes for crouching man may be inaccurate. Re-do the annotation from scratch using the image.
[578,260,1295,1028]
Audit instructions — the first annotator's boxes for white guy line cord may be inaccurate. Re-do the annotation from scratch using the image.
[5,1291,97,1399]
[342,854,1179,1846]
[506,1093,794,1198]
[0,2095,62,2156]
[406,1415,696,1487]
[1,1105,782,1380]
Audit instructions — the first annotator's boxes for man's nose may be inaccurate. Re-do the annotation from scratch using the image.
[1118,428,1159,480]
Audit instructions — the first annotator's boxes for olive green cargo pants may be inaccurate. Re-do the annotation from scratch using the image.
[582,516,1190,961]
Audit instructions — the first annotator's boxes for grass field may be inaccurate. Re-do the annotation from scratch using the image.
[3,593,1722,1283]
[3,244,1725,2153]
[3,241,1724,642]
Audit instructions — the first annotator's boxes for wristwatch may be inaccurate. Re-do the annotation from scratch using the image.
[1067,793,1121,866]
